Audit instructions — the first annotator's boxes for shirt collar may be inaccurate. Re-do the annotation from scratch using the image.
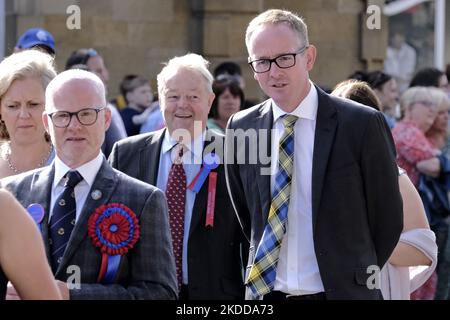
[53,152,104,188]
[161,129,206,164]
[271,80,318,124]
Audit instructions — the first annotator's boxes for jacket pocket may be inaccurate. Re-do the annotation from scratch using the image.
[354,267,371,286]
[221,277,245,299]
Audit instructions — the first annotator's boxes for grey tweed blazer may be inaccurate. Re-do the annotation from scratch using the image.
[1,159,177,300]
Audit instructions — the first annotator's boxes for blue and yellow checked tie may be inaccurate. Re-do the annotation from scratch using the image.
[247,114,298,297]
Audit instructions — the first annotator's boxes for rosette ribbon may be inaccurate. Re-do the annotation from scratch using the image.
[88,203,140,284]
[188,153,220,193]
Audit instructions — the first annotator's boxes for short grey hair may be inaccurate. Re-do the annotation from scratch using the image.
[45,69,106,111]
[400,86,435,113]
[245,9,309,52]
[429,87,450,112]
[157,53,213,97]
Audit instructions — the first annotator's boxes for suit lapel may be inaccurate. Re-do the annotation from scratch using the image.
[140,129,164,185]
[255,102,273,222]
[30,166,55,262]
[311,87,337,233]
[56,159,117,276]
[188,130,216,237]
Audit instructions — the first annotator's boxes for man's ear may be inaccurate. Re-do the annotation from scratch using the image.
[104,106,112,131]
[206,92,215,114]
[305,45,317,71]
[42,112,50,132]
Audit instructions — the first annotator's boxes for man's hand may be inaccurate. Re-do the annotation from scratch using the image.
[55,280,70,300]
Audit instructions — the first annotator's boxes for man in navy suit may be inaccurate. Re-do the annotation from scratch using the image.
[2,69,177,299]
[225,9,403,300]
[109,53,246,300]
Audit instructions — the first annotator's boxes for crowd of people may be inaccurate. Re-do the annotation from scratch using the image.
[0,8,448,300]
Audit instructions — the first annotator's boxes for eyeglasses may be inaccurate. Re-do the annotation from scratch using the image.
[412,100,436,109]
[48,107,105,128]
[248,46,309,73]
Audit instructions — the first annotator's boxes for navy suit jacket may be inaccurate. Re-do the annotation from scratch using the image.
[109,129,247,299]
[225,85,403,299]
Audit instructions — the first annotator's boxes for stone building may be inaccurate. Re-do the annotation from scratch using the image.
[0,0,448,102]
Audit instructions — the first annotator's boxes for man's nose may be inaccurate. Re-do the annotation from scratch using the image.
[67,114,83,129]
[179,96,190,107]
[268,61,283,78]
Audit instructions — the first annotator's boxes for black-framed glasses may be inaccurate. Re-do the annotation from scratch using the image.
[248,46,309,73]
[48,107,106,128]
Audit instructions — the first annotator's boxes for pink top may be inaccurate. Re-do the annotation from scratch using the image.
[392,121,439,186]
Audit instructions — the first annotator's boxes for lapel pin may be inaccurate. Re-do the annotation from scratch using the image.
[91,190,102,200]
[26,203,45,225]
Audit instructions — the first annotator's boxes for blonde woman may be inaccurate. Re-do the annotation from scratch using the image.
[423,89,450,300]
[0,50,56,178]
[332,80,437,300]
[393,87,441,186]
[426,89,450,152]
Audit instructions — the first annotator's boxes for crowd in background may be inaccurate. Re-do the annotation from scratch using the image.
[1,18,450,300]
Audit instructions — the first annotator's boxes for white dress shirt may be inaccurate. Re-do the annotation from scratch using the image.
[156,130,204,285]
[50,152,104,223]
[270,81,325,295]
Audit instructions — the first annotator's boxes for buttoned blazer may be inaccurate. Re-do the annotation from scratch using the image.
[109,129,247,300]
[1,159,177,299]
[224,85,403,299]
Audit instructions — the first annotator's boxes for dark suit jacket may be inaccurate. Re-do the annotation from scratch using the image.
[225,86,403,300]
[1,159,177,299]
[109,128,246,300]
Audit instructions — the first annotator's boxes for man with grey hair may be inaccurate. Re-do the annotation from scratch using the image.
[109,53,247,300]
[225,9,403,300]
[1,69,177,299]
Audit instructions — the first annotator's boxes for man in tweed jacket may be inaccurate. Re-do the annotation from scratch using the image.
[1,70,177,299]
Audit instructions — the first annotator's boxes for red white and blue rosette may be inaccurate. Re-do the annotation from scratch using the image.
[88,203,140,284]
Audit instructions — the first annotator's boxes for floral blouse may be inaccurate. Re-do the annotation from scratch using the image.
[392,120,440,186]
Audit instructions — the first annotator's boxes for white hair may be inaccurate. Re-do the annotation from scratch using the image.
[157,53,213,97]
[45,69,106,111]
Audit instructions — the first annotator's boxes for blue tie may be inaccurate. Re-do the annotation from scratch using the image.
[49,171,83,272]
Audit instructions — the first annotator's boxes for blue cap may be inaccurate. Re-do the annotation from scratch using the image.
[16,28,55,54]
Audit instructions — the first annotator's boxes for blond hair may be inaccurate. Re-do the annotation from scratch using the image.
[332,79,382,110]
[400,86,435,114]
[429,87,450,112]
[0,50,56,139]
[245,9,309,52]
